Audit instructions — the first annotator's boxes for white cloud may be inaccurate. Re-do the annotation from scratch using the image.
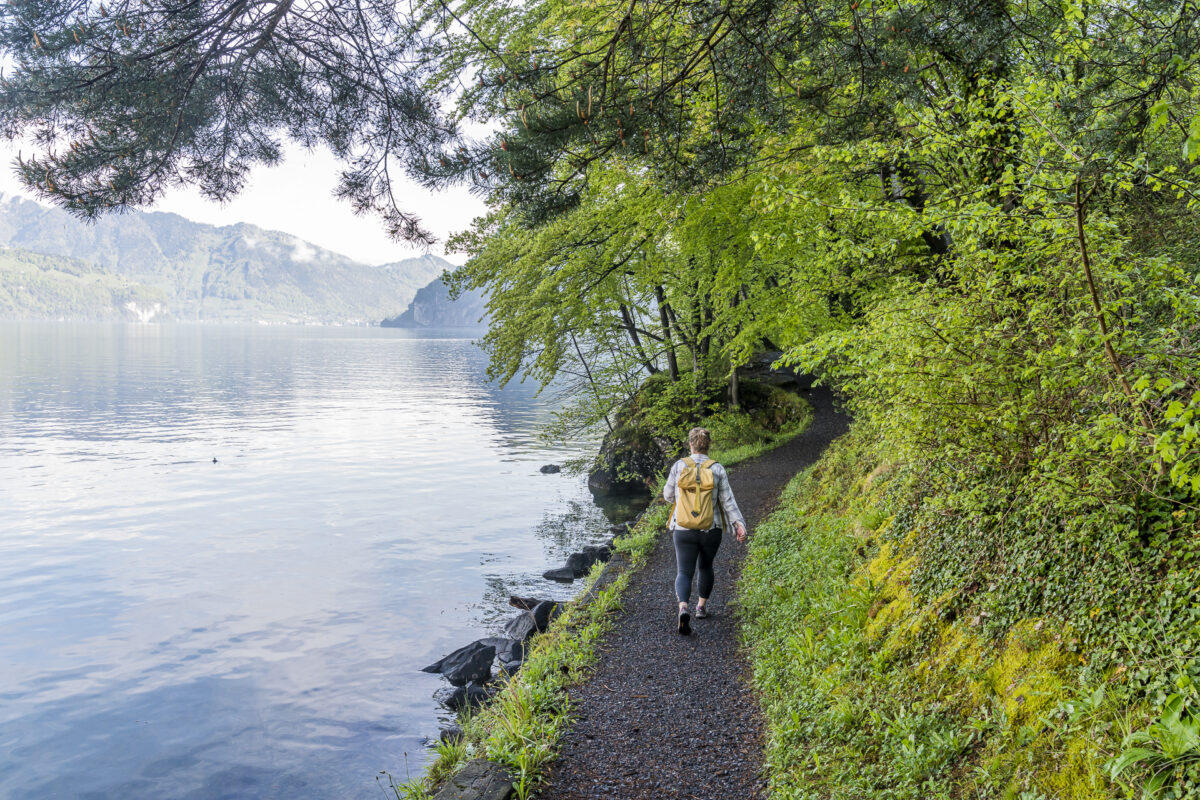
[290,239,315,262]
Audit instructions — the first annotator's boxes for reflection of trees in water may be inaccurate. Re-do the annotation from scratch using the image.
[590,490,651,525]
[476,378,585,454]
[475,491,651,633]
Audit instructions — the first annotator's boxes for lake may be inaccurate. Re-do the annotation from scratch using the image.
[0,323,641,800]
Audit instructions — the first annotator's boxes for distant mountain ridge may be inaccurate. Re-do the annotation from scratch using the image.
[381,274,488,329]
[0,194,449,323]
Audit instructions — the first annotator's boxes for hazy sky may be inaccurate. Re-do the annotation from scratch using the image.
[0,143,487,266]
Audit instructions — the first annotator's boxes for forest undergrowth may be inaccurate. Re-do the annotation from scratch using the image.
[742,428,1200,800]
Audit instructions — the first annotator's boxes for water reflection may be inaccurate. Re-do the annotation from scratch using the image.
[0,322,640,800]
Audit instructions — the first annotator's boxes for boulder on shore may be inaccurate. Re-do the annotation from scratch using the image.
[587,424,674,494]
[439,724,465,745]
[508,595,548,610]
[475,636,528,675]
[504,600,561,640]
[422,640,496,687]
[542,544,613,582]
[543,566,576,583]
[435,681,496,713]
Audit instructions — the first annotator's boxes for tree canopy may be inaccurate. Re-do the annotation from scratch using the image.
[4,0,1200,484]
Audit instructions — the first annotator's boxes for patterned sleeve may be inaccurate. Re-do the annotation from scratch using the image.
[663,460,681,504]
[717,465,746,529]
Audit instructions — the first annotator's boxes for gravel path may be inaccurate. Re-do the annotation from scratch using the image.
[536,387,848,800]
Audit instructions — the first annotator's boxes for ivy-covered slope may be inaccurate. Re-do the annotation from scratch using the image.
[740,429,1200,800]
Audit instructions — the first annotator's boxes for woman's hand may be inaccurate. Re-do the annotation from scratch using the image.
[735,521,748,543]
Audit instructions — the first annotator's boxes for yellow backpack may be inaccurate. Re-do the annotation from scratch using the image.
[675,458,717,530]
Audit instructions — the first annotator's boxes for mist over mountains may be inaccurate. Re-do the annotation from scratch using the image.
[0,194,449,323]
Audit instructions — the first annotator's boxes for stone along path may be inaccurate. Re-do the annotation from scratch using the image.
[537,388,849,800]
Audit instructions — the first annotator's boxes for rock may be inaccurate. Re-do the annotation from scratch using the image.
[544,545,612,582]
[508,595,546,611]
[439,724,465,745]
[539,464,561,474]
[582,544,612,564]
[496,639,526,671]
[504,612,538,640]
[587,425,675,494]
[496,641,526,674]
[422,641,497,687]
[434,685,460,708]
[504,601,561,640]
[431,758,513,800]
[542,566,576,583]
[564,551,593,576]
[533,599,562,629]
[476,636,525,667]
[435,681,497,713]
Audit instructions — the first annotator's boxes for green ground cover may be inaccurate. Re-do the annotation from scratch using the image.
[741,429,1200,800]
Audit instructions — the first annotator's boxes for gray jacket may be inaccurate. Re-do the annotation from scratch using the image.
[663,454,746,531]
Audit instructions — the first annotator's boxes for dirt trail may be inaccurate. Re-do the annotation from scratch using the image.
[537,387,848,800]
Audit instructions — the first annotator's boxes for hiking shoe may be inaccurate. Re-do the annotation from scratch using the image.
[677,611,691,635]
[695,606,708,619]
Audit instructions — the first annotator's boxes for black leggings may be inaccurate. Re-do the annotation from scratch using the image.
[673,528,723,603]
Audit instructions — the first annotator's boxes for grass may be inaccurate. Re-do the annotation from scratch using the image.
[390,395,813,799]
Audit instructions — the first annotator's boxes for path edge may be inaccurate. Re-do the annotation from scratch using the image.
[415,398,819,800]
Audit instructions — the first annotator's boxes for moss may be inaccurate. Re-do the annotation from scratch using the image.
[984,621,1073,726]
[1042,734,1109,799]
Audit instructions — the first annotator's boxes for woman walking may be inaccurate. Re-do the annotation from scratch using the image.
[663,427,747,635]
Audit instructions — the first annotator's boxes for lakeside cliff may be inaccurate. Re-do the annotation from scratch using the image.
[380,274,488,329]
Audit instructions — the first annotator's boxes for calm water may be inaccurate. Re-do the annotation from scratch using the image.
[0,323,639,800]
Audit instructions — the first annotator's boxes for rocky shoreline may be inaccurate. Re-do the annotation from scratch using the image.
[417,369,811,798]
[419,496,650,746]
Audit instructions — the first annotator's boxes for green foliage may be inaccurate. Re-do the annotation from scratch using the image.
[742,429,1200,799]
[1110,694,1200,799]
[593,376,811,487]
[8,0,1200,792]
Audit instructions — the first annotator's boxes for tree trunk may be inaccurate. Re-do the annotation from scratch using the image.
[619,303,659,376]
[729,292,741,410]
[880,159,951,255]
[655,285,679,381]
[570,332,613,432]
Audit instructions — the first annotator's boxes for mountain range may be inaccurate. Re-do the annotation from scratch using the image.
[0,194,450,323]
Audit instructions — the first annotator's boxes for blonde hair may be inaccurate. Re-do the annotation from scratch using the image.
[688,427,711,454]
